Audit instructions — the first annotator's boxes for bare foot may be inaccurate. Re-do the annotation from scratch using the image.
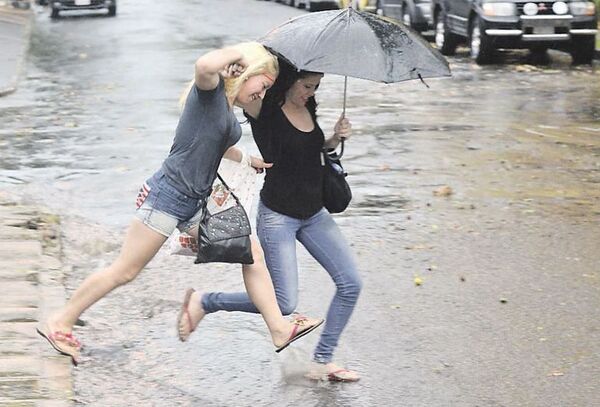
[177,289,206,342]
[274,314,324,352]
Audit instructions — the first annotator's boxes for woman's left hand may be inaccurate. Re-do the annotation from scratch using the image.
[333,116,352,141]
[249,156,273,174]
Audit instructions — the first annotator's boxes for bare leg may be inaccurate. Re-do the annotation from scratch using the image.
[48,219,167,333]
[241,237,292,346]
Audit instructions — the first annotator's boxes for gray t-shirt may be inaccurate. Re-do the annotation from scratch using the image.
[162,79,242,198]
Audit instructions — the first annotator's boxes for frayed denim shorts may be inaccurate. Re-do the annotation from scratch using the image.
[134,169,207,237]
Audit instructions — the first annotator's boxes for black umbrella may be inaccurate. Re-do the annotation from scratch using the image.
[259,7,451,86]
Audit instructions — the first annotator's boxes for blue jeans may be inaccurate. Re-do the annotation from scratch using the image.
[202,200,362,363]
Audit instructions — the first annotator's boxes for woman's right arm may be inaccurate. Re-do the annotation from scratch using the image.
[194,47,247,91]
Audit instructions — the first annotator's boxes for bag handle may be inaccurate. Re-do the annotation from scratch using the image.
[215,172,242,205]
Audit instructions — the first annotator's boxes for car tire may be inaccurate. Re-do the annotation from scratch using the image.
[108,5,116,16]
[375,0,384,15]
[402,3,412,28]
[470,15,494,64]
[570,36,594,65]
[50,6,59,19]
[435,9,458,56]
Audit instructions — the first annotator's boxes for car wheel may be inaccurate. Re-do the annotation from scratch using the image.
[570,36,594,65]
[108,5,116,16]
[50,6,59,19]
[402,3,412,28]
[470,15,494,64]
[434,9,457,56]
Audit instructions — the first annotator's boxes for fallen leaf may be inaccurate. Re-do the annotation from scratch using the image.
[433,186,453,197]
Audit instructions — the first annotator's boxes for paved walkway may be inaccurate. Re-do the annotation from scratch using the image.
[0,192,73,406]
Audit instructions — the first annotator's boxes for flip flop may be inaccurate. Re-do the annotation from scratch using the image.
[177,288,196,342]
[328,368,360,382]
[36,325,80,366]
[275,315,324,353]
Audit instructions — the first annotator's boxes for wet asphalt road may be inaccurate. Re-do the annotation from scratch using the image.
[1,0,599,405]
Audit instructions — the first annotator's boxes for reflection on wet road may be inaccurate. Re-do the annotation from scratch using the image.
[1,0,599,405]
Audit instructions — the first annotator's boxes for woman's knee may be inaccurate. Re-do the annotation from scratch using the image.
[107,260,144,286]
[339,273,362,300]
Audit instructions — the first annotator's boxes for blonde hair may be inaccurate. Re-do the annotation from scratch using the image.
[179,42,279,109]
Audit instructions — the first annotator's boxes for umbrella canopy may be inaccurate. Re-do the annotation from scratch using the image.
[260,8,451,84]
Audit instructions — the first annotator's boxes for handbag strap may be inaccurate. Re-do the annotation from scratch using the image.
[215,172,242,205]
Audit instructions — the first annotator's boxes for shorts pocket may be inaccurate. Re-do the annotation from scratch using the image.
[135,183,151,209]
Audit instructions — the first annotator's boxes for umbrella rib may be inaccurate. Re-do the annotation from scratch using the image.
[305,10,349,67]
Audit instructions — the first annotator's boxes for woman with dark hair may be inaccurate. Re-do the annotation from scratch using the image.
[199,61,362,382]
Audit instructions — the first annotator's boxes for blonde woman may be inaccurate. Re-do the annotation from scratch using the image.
[37,42,323,366]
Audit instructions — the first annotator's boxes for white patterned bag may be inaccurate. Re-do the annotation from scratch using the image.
[168,156,257,257]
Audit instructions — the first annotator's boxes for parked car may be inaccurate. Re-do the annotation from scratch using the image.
[431,0,598,64]
[296,0,339,11]
[377,0,434,32]
[338,0,378,12]
[49,0,117,19]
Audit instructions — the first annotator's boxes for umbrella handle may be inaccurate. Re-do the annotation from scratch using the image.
[326,138,345,160]
[342,76,347,118]
[334,75,347,160]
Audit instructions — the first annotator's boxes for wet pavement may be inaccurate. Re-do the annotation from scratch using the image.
[1,0,599,405]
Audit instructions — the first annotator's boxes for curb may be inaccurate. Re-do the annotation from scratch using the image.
[0,4,34,97]
[0,192,74,405]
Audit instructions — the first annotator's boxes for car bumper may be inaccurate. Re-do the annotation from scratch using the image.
[480,14,597,46]
[53,0,114,11]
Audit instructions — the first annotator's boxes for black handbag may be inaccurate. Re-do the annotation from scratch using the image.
[195,172,254,265]
[322,139,352,214]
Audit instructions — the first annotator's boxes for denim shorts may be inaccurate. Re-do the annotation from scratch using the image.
[134,169,207,237]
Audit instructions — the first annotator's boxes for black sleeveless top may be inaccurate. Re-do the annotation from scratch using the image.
[244,106,325,219]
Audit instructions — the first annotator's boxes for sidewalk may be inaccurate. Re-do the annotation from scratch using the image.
[0,192,73,406]
[0,1,33,97]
